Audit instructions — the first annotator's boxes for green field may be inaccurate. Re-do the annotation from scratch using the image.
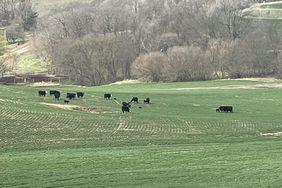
[1,79,282,187]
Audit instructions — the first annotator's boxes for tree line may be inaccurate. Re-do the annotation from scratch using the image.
[33,0,282,85]
[0,0,37,43]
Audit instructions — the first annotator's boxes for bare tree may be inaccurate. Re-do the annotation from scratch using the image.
[205,39,235,79]
[37,0,280,85]
[164,46,212,81]
[0,56,10,78]
[131,52,167,82]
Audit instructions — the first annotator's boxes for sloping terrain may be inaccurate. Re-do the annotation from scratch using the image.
[31,0,94,16]
[243,1,282,19]
[1,80,282,187]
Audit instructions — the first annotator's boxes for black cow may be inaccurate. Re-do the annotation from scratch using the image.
[77,92,84,98]
[130,97,138,103]
[38,90,47,97]
[144,98,150,104]
[122,102,130,106]
[216,106,233,113]
[122,106,130,113]
[64,100,69,104]
[66,93,76,100]
[50,90,59,96]
[122,101,131,110]
[104,93,112,99]
[54,91,60,100]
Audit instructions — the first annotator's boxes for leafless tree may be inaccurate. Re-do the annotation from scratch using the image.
[131,52,167,82]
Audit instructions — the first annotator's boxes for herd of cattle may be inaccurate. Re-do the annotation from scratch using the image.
[39,90,84,104]
[39,90,233,113]
[103,93,151,113]
[38,90,152,113]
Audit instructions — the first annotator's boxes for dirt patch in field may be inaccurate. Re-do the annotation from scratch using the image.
[155,83,282,91]
[30,82,61,87]
[254,83,282,89]
[235,78,280,82]
[260,132,282,137]
[41,103,113,114]
[109,79,141,85]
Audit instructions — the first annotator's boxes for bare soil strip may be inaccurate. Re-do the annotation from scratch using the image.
[109,79,141,85]
[260,132,282,137]
[30,82,61,87]
[155,83,282,91]
[41,103,113,114]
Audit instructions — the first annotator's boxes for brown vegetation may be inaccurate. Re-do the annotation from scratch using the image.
[30,0,282,85]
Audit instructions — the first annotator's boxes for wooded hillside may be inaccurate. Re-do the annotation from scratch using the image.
[2,0,282,85]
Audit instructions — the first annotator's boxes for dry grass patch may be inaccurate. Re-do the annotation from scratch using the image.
[260,132,282,137]
[155,82,282,91]
[41,103,114,114]
[109,80,141,85]
[30,82,61,87]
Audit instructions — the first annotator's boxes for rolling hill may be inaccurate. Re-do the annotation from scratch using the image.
[243,1,282,19]
[1,79,282,187]
[31,0,93,16]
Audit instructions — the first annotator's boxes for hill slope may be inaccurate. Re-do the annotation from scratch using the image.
[31,0,93,16]
[243,1,282,19]
[1,80,282,187]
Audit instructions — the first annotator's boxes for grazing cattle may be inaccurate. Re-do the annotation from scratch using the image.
[113,98,117,100]
[54,92,60,100]
[138,106,142,109]
[144,98,150,104]
[122,102,131,108]
[38,90,47,97]
[77,92,84,98]
[130,97,138,103]
[122,106,130,113]
[216,106,233,113]
[64,100,69,104]
[66,93,76,100]
[50,90,59,96]
[122,102,130,106]
[104,93,112,99]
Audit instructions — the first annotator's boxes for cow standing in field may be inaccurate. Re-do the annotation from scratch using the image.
[144,98,150,104]
[216,106,233,113]
[67,93,76,100]
[104,93,112,99]
[77,92,84,98]
[50,90,59,96]
[122,102,131,108]
[130,97,138,103]
[38,91,47,97]
[54,91,61,100]
[121,101,131,113]
[122,105,130,113]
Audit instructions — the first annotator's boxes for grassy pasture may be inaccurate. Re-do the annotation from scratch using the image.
[1,79,282,187]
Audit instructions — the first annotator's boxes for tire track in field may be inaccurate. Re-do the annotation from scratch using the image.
[110,116,126,136]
